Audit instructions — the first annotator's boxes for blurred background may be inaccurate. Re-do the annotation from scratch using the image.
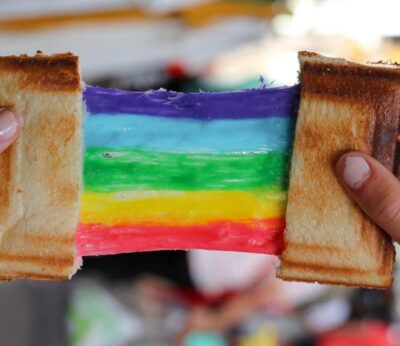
[1,0,400,345]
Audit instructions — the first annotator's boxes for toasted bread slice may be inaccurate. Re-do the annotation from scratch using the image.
[0,128,22,240]
[0,53,82,280]
[277,52,399,289]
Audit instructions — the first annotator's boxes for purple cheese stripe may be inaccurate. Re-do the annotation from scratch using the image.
[84,85,300,119]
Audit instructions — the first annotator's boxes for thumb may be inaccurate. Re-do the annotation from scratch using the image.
[336,152,400,242]
[0,108,22,153]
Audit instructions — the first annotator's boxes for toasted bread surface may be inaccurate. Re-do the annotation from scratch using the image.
[277,52,399,289]
[0,140,22,241]
[0,53,82,280]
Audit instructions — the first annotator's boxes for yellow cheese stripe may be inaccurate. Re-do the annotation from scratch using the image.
[81,189,286,227]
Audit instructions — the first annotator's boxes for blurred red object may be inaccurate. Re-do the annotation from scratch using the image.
[317,321,398,346]
[166,60,187,79]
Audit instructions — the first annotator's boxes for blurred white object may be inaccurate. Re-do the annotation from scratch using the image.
[188,250,276,296]
[0,18,268,82]
[274,280,327,307]
[0,0,131,18]
[0,0,212,18]
[188,249,327,309]
[275,0,400,40]
[264,50,298,86]
[303,297,351,333]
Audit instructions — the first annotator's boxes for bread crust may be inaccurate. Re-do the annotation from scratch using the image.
[0,53,82,280]
[0,53,80,91]
[278,52,398,289]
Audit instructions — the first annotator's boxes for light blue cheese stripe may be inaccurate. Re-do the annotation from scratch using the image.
[85,114,296,153]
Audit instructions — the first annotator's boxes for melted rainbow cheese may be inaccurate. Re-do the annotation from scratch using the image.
[77,86,299,256]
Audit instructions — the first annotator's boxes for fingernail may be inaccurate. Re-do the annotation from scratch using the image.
[0,109,19,142]
[343,156,371,189]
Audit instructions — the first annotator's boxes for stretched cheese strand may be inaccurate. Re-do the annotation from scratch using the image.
[77,86,299,256]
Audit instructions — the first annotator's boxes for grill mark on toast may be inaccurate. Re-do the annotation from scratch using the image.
[0,254,73,267]
[279,275,392,289]
[0,273,69,280]
[21,233,75,243]
[286,242,342,252]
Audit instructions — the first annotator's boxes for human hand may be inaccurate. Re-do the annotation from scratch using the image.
[336,152,400,242]
[0,108,22,153]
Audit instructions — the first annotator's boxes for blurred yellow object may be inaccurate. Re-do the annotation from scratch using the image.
[0,1,287,32]
[182,1,289,27]
[0,8,167,31]
[239,326,278,346]
[376,39,400,64]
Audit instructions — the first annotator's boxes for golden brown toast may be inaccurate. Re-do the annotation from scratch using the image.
[0,53,82,279]
[277,52,399,289]
[0,123,22,241]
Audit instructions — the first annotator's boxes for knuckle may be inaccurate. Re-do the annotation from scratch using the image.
[373,191,400,228]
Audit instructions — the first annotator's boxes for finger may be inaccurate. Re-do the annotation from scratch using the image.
[336,152,400,242]
[0,108,23,153]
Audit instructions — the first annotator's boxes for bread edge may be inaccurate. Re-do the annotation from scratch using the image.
[278,51,398,289]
